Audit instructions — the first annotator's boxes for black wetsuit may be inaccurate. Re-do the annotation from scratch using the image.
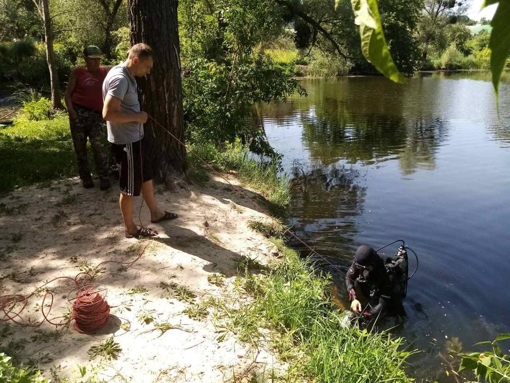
[345,255,402,320]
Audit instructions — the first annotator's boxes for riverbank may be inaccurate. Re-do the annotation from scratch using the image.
[0,171,412,383]
[0,116,413,382]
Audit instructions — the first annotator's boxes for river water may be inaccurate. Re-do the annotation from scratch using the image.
[261,72,510,382]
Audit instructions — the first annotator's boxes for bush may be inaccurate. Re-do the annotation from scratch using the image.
[308,49,352,77]
[0,40,74,90]
[440,44,464,70]
[17,94,54,121]
[183,56,302,153]
[0,353,48,383]
[474,47,491,70]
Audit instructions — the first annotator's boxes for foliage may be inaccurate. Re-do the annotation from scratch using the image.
[0,0,40,42]
[0,39,75,89]
[349,0,405,82]
[0,114,75,194]
[220,240,414,382]
[459,334,510,383]
[440,44,464,69]
[17,95,54,121]
[183,57,302,149]
[188,142,290,218]
[486,0,510,96]
[308,48,352,77]
[0,353,49,383]
[180,0,302,152]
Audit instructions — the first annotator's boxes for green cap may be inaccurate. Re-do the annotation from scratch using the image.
[83,45,103,58]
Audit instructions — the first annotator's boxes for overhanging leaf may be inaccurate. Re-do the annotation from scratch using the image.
[494,333,510,342]
[488,0,510,97]
[350,0,406,84]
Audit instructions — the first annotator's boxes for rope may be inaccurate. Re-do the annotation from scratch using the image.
[71,286,110,334]
[0,245,148,333]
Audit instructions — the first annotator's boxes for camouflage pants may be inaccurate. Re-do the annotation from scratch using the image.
[69,104,110,180]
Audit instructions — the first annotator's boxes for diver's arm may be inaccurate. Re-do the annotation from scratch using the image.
[346,263,362,313]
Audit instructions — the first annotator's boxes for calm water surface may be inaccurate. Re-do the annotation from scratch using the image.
[261,72,510,382]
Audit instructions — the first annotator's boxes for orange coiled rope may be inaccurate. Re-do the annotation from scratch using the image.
[72,287,110,334]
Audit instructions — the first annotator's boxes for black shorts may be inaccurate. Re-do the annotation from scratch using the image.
[111,139,153,196]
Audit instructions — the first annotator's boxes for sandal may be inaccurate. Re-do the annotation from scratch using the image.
[125,227,159,239]
[151,211,179,223]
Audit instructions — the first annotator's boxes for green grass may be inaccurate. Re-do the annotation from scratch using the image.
[217,240,414,382]
[265,48,299,65]
[0,114,76,194]
[188,142,290,219]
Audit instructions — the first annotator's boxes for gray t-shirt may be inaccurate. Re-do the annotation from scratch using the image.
[102,63,144,144]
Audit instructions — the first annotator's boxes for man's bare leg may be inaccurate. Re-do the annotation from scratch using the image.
[141,180,165,222]
[120,193,138,236]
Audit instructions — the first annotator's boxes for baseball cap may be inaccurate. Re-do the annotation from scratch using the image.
[83,45,103,58]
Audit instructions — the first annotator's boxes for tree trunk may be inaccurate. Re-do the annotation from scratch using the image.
[41,0,64,109]
[98,0,123,60]
[127,0,187,179]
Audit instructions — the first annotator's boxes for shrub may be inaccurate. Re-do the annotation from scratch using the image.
[17,94,54,121]
[440,44,464,70]
[308,49,352,77]
[474,47,491,70]
[0,353,48,383]
[183,56,302,154]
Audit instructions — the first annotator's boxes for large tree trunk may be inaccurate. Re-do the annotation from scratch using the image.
[127,0,187,179]
[41,0,64,109]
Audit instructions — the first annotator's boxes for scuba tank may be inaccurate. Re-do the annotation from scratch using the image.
[384,245,409,301]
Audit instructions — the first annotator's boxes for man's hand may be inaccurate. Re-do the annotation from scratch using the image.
[69,108,77,120]
[350,299,362,313]
[137,111,148,124]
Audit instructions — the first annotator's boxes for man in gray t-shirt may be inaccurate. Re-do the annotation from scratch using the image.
[102,62,144,144]
[102,43,178,238]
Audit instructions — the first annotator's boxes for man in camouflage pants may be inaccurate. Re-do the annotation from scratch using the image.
[65,45,112,190]
[69,105,110,188]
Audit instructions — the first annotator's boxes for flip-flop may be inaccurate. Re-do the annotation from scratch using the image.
[125,227,158,239]
[151,211,179,223]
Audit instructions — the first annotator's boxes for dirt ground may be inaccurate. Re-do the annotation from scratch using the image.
[0,174,286,382]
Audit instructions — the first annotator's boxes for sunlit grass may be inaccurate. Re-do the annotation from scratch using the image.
[188,142,290,219]
[215,240,414,382]
[0,114,75,194]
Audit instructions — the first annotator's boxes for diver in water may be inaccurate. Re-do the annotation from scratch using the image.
[345,244,408,326]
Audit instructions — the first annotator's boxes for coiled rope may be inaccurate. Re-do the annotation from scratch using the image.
[71,286,110,334]
[0,245,147,334]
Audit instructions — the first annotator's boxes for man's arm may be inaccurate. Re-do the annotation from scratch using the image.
[345,263,362,313]
[102,94,147,124]
[64,68,78,120]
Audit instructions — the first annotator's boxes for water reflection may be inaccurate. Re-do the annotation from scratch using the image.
[263,73,510,382]
[289,164,366,261]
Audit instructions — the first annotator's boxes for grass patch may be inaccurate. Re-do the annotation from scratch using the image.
[248,220,285,239]
[0,115,76,194]
[188,142,290,219]
[216,242,414,382]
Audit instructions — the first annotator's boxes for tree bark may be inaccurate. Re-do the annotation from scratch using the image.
[127,0,187,179]
[40,0,64,109]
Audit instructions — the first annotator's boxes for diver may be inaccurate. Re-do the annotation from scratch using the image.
[345,244,409,327]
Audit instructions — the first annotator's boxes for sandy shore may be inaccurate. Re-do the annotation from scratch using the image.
[0,174,286,382]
